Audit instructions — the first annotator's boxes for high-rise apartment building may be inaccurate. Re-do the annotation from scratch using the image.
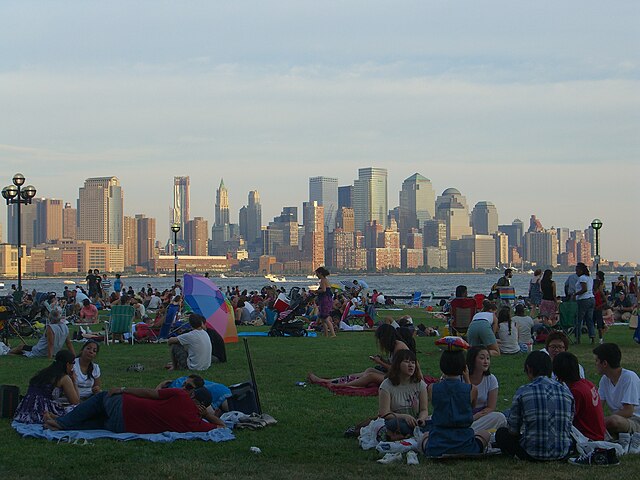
[398,173,435,243]
[186,217,209,256]
[309,176,338,232]
[303,201,324,270]
[172,176,190,243]
[471,201,498,236]
[78,176,123,245]
[35,198,63,244]
[353,167,387,232]
[435,188,472,244]
[62,202,77,240]
[556,227,570,255]
[523,230,557,267]
[136,214,156,269]
[450,235,497,270]
[123,216,138,267]
[336,207,355,233]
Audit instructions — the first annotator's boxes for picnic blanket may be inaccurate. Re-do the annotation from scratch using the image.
[12,422,235,443]
[238,331,317,337]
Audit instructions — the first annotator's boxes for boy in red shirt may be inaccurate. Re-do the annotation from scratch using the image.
[553,352,606,441]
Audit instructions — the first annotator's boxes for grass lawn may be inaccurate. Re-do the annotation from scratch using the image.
[1,307,639,479]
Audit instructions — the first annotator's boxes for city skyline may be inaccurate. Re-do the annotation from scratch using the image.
[1,1,638,261]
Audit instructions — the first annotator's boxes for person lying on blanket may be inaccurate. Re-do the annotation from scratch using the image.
[44,386,221,434]
[157,374,229,426]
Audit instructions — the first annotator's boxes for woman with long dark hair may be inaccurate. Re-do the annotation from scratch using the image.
[13,350,80,424]
[315,266,336,337]
[539,269,559,324]
[74,341,102,400]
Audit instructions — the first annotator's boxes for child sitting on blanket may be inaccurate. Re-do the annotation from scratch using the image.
[422,350,490,457]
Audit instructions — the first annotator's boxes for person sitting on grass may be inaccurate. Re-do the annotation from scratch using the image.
[73,341,102,401]
[9,310,75,359]
[79,298,99,323]
[156,374,227,427]
[552,351,606,441]
[308,324,413,388]
[593,342,640,450]
[44,385,219,434]
[467,300,500,356]
[466,346,507,432]
[495,351,574,461]
[541,331,585,380]
[496,306,520,355]
[167,313,212,371]
[13,350,80,424]
[422,349,490,457]
[378,349,429,441]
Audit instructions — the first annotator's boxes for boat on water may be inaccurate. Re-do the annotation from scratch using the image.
[219,274,227,279]
[264,274,287,283]
[306,274,317,279]
[0,282,4,290]
[63,280,76,285]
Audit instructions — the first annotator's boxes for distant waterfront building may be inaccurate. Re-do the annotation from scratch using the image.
[556,227,570,255]
[425,246,448,270]
[62,202,77,240]
[186,217,209,256]
[78,176,123,246]
[36,198,63,244]
[471,201,498,236]
[495,232,509,266]
[353,167,388,232]
[398,173,435,245]
[435,188,472,245]
[423,219,447,248]
[123,216,138,267]
[498,219,524,247]
[8,200,37,248]
[449,235,497,270]
[136,214,156,269]
[528,215,544,233]
[523,230,557,267]
[309,176,338,232]
[338,185,353,209]
[302,201,325,271]
[239,190,262,252]
[214,178,230,227]
[336,207,355,233]
[577,239,592,265]
[171,176,190,244]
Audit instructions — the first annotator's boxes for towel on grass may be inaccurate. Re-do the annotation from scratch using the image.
[238,331,317,337]
[12,422,235,443]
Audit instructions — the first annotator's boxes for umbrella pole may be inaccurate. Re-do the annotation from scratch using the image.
[243,338,263,415]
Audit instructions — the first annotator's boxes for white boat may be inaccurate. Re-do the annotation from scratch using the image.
[264,274,287,283]
[219,274,227,279]
[0,282,4,290]
[63,280,76,285]
[306,274,317,279]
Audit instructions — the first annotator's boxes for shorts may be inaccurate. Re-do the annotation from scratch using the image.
[627,415,640,434]
[467,320,496,347]
[171,344,189,370]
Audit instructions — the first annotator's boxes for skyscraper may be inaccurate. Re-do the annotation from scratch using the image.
[303,201,325,270]
[172,176,190,243]
[398,173,435,243]
[471,201,499,235]
[215,178,230,227]
[309,176,338,232]
[62,202,77,240]
[353,167,387,232]
[246,190,262,248]
[338,185,353,209]
[35,198,63,244]
[136,214,156,269]
[123,216,138,267]
[8,201,37,248]
[435,188,472,245]
[186,217,209,256]
[78,176,123,245]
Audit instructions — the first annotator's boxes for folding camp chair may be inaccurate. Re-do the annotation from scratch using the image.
[104,305,135,345]
[557,301,577,343]
[408,291,423,307]
[449,297,477,335]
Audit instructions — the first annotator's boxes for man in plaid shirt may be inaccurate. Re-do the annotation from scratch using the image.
[496,351,575,460]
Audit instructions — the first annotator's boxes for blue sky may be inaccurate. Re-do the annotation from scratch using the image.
[1,1,638,262]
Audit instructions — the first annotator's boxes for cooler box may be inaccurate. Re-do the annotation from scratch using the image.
[273,293,290,313]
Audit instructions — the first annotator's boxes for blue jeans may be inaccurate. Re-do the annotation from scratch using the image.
[56,391,125,432]
[576,297,595,341]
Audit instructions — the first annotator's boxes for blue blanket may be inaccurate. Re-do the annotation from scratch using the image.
[12,422,235,443]
[238,331,317,337]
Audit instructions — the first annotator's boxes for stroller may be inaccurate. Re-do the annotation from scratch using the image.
[268,287,309,337]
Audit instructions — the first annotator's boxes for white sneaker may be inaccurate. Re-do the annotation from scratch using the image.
[377,453,402,464]
[629,433,640,455]
[376,438,418,454]
[618,433,631,454]
[406,451,419,465]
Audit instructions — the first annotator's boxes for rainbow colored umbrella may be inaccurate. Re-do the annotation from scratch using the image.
[183,274,238,343]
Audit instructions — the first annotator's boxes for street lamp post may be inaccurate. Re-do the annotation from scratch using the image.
[171,223,181,285]
[591,218,603,273]
[2,174,37,295]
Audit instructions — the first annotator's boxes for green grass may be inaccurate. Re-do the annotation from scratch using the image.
[1,308,639,479]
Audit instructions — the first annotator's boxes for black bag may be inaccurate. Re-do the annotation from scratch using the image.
[0,385,20,418]
[227,338,262,414]
[227,382,259,414]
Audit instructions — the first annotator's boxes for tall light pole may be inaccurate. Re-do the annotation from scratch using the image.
[591,218,603,273]
[2,174,37,296]
[171,223,181,285]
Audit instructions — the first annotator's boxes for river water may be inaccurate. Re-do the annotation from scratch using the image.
[1,272,575,299]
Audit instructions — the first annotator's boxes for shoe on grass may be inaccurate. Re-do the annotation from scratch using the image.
[568,448,619,466]
[618,433,631,454]
[406,451,419,465]
[377,453,402,464]
[376,438,418,454]
[629,433,640,455]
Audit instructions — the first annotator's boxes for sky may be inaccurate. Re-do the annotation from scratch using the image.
[0,1,638,262]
